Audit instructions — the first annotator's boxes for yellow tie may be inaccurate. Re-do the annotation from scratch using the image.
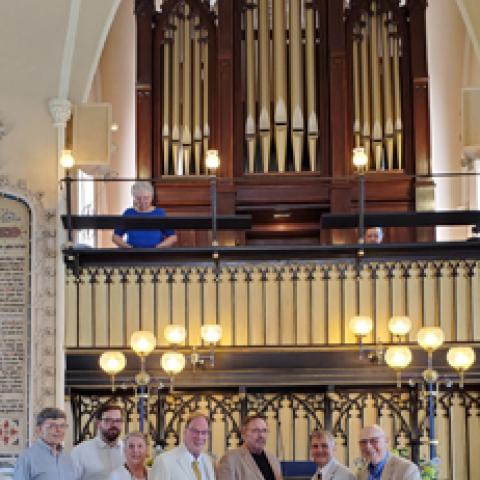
[192,460,202,480]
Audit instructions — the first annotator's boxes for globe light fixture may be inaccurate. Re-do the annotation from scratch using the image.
[205,149,220,170]
[60,149,75,169]
[385,346,412,387]
[99,351,126,391]
[164,324,187,345]
[161,351,186,376]
[417,327,445,353]
[349,315,373,339]
[352,146,368,170]
[201,324,223,344]
[130,331,156,357]
[447,346,476,388]
[388,315,412,340]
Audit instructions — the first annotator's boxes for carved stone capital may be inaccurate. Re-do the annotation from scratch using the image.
[48,97,72,128]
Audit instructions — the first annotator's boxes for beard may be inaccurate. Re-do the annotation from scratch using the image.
[101,427,121,443]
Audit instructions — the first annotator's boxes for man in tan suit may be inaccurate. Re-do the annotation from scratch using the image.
[357,425,420,480]
[216,415,282,480]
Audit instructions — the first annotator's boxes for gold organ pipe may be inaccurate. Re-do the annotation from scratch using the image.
[273,0,288,173]
[289,0,304,172]
[352,25,361,148]
[201,28,210,161]
[182,4,192,175]
[245,1,257,173]
[381,12,394,170]
[360,15,371,168]
[258,0,271,173]
[370,2,383,170]
[171,15,181,175]
[391,23,403,169]
[193,16,202,175]
[163,33,171,174]
[305,2,318,171]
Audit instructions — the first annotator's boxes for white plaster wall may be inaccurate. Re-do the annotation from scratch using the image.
[94,0,136,246]
[427,0,474,239]
[0,0,69,208]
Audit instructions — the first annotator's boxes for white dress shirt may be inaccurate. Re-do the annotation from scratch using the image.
[184,447,209,479]
[71,435,124,480]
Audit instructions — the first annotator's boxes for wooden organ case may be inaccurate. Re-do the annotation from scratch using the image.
[135,0,430,245]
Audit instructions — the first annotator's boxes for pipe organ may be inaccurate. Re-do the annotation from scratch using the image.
[350,1,404,171]
[156,1,215,175]
[136,0,430,243]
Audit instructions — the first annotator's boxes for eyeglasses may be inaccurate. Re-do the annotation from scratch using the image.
[359,436,384,446]
[187,428,210,436]
[101,418,123,425]
[43,423,68,431]
[247,428,268,435]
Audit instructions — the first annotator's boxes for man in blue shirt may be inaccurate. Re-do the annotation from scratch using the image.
[13,407,79,480]
[112,181,177,248]
[357,425,420,480]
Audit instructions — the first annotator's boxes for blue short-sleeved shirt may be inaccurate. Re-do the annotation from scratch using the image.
[113,207,175,248]
[13,438,78,480]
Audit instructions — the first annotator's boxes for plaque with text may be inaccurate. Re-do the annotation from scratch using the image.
[0,195,30,460]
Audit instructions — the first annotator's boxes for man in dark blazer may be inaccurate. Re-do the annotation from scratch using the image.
[356,425,420,480]
[216,415,283,480]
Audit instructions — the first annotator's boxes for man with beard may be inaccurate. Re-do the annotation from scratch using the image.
[71,403,124,479]
[151,411,215,480]
[216,415,282,480]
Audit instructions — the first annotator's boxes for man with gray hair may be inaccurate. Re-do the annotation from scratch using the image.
[13,407,79,479]
[310,430,354,480]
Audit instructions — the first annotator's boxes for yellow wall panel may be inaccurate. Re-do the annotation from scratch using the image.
[78,272,93,347]
[94,272,108,346]
[125,271,140,342]
[265,269,280,345]
[155,269,171,346]
[249,269,264,345]
[233,270,248,345]
[296,267,311,344]
[218,270,233,346]
[280,268,295,345]
[109,271,124,346]
[65,273,78,347]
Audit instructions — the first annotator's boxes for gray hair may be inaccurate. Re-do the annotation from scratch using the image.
[131,181,154,197]
[36,407,66,426]
[310,429,335,445]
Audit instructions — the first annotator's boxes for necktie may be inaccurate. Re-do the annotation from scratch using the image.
[317,472,322,479]
[192,460,202,480]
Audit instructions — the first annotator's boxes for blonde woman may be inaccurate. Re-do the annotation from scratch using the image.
[109,432,150,480]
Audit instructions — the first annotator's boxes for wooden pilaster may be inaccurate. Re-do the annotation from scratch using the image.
[135,0,154,178]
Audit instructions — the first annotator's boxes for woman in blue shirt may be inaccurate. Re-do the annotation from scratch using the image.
[112,181,177,248]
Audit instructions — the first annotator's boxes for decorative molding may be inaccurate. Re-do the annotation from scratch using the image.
[48,98,72,128]
[0,175,57,437]
[82,0,122,102]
